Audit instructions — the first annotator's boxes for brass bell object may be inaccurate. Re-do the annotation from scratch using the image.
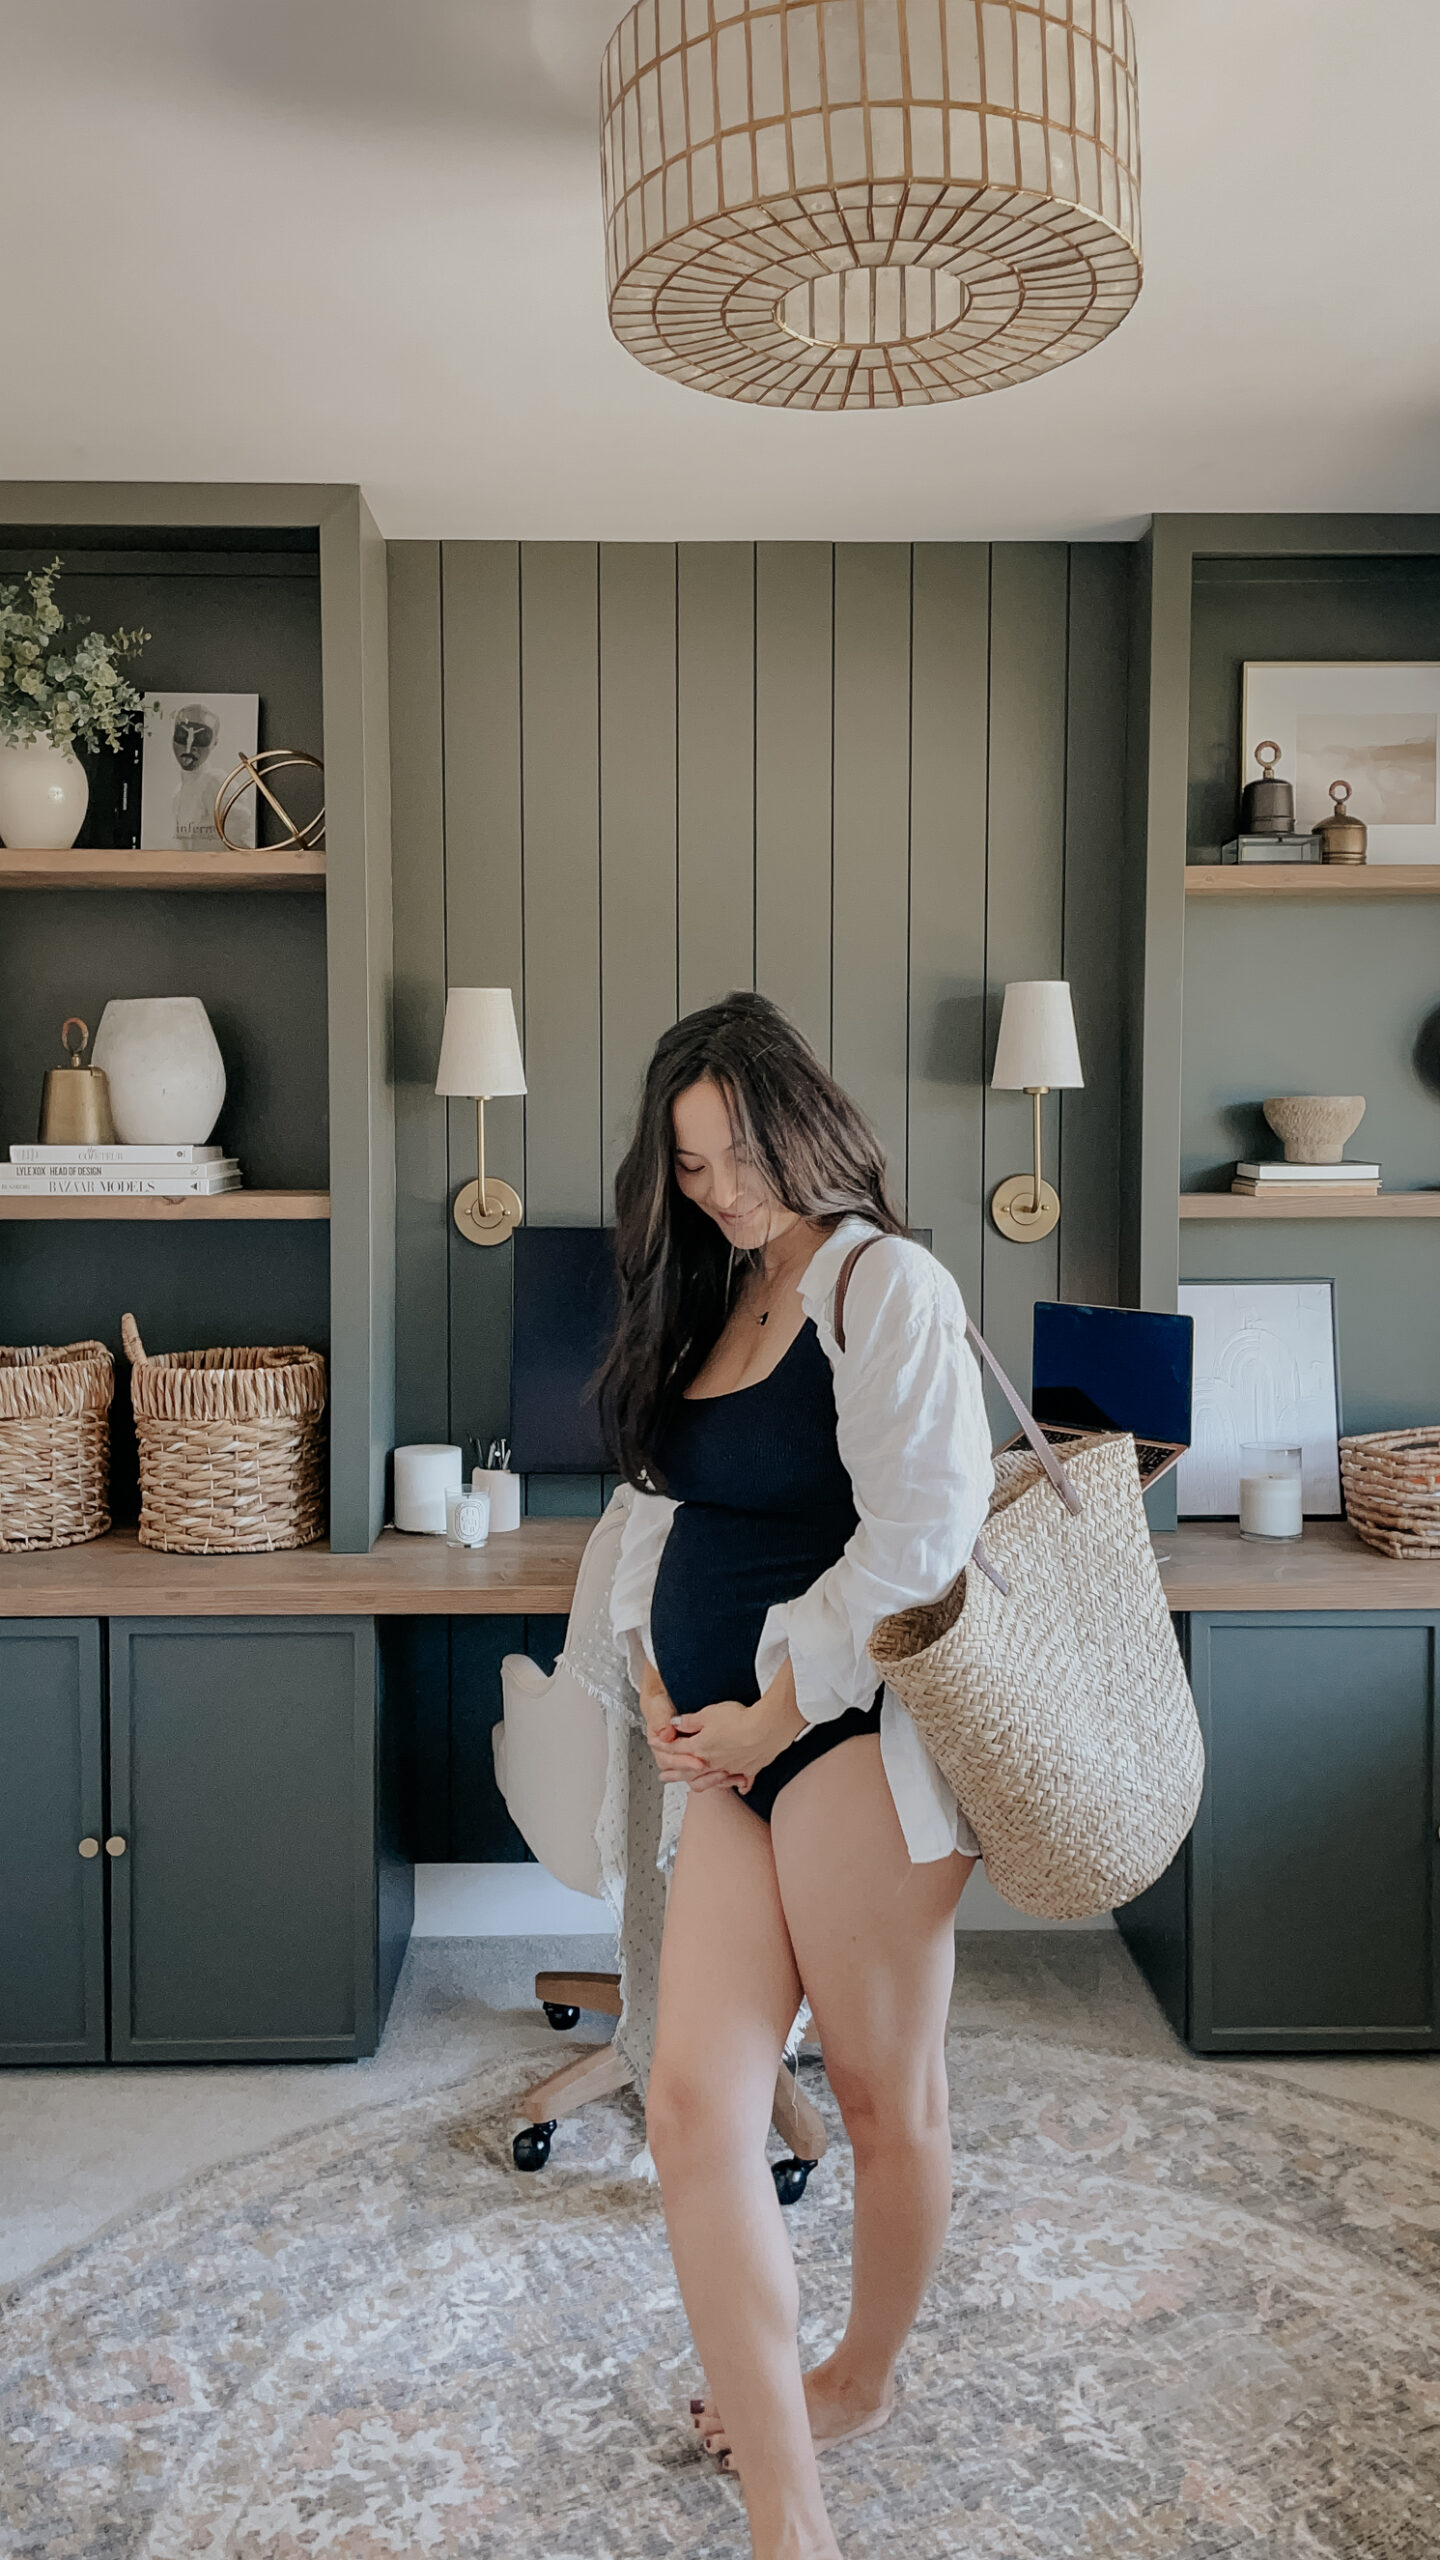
[1239,740,1295,837]
[37,1017,117,1145]
[1315,778,1368,865]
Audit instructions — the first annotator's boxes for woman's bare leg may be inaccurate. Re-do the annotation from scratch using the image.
[647,1784,842,2560]
[695,1736,974,2457]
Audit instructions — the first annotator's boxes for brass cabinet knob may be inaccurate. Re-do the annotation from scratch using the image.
[78,1836,100,1859]
[104,1835,127,1857]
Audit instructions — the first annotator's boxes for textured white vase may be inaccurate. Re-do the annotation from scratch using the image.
[91,998,226,1144]
[0,736,89,849]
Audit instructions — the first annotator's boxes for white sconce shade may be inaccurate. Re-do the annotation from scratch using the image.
[435,988,527,1100]
[991,981,1084,1092]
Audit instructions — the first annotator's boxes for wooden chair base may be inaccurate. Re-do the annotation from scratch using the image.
[522,1970,827,2181]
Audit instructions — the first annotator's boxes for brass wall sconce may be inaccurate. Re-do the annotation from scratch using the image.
[989,980,1084,1245]
[435,987,527,1247]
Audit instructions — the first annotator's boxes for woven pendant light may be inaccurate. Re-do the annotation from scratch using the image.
[601,0,1141,410]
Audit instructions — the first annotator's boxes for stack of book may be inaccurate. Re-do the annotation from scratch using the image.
[0,1143,242,1197]
[1231,1160,1380,1199]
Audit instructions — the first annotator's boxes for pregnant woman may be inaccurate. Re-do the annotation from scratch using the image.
[599,990,995,2560]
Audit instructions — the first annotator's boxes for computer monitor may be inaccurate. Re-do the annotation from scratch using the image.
[1029,1301,1193,1486]
[510,1226,618,1473]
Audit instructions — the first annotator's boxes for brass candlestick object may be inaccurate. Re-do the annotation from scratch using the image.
[1239,741,1295,836]
[1316,778,1368,865]
[37,1017,117,1144]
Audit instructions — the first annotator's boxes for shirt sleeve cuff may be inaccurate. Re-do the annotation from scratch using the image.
[624,1625,656,1689]
[755,1603,855,1728]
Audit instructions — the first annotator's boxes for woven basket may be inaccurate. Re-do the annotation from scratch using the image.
[0,1341,114,1551]
[121,1313,326,1554]
[1340,1426,1440,1559]
[870,1433,1204,1920]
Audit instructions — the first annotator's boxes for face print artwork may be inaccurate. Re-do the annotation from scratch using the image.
[140,691,259,850]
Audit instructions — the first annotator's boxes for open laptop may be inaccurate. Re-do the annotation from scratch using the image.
[1000,1301,1194,1490]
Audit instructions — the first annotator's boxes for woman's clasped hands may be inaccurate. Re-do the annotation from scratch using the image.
[638,1657,809,1796]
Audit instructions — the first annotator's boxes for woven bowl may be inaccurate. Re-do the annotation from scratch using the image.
[1340,1426,1440,1559]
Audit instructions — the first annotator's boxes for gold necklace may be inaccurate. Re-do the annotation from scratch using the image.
[749,1233,810,1326]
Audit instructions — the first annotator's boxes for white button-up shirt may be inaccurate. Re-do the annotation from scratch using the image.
[609,1215,995,1862]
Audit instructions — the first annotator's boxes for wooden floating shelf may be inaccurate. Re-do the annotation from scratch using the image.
[1181,1192,1440,1220]
[0,847,325,892]
[1185,863,1440,898]
[0,1190,330,1222]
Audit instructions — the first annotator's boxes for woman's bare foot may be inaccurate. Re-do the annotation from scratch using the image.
[690,2353,895,2468]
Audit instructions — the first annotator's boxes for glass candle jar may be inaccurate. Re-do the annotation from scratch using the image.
[1237,1444,1303,1542]
[445,1484,491,1549]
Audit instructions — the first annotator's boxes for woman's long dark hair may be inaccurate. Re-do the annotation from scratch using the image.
[596,991,905,1488]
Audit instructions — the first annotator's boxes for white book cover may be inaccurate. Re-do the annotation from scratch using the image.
[10,1143,225,1165]
[140,692,259,852]
[1236,1160,1380,1181]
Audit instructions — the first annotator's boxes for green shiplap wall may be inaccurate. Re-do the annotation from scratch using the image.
[391,539,1133,1458]
[388,538,1133,1856]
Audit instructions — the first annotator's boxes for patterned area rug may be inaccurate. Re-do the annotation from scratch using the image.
[4,2026,1440,2560]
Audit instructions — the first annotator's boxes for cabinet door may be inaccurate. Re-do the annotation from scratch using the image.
[108,1618,378,2063]
[0,1620,106,2065]
[1190,1612,1438,2052]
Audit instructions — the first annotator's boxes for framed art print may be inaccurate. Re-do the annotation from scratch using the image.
[1240,661,1440,862]
[140,692,259,852]
[1175,1278,1342,1517]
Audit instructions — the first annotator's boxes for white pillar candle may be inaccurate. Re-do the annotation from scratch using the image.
[1238,1469,1303,1540]
[393,1442,463,1534]
[472,1465,522,1532]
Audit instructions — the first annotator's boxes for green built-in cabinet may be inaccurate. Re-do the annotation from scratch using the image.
[1116,1610,1440,2052]
[1127,516,1440,1533]
[0,1621,107,2063]
[0,483,394,1553]
[0,1615,412,2067]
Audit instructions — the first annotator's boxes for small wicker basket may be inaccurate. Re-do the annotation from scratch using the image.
[0,1341,114,1552]
[121,1313,326,1554]
[1340,1426,1440,1559]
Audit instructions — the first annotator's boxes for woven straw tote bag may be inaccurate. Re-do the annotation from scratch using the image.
[835,1241,1204,1920]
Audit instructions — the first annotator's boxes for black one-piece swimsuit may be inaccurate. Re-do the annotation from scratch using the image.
[649,1317,882,1823]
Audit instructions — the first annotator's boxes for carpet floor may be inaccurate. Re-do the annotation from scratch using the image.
[3,1941,1439,2559]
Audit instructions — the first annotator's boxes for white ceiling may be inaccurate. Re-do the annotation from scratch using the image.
[1,0,1437,541]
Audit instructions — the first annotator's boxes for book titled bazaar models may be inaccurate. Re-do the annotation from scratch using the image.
[0,1169,240,1194]
[140,693,259,851]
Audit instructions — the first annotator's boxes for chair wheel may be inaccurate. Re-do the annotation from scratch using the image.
[513,2120,557,2171]
[542,2001,581,2031]
[772,2156,816,2206]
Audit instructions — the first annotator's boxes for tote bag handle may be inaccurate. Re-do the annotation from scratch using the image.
[832,1238,1083,1529]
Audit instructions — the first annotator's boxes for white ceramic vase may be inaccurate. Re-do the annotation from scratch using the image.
[91,998,226,1144]
[0,735,89,849]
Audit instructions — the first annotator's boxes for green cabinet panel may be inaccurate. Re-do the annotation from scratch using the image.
[108,1617,405,2064]
[1117,1611,1439,2054]
[0,1621,106,2065]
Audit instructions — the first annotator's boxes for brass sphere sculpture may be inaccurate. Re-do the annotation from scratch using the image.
[214,749,325,854]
